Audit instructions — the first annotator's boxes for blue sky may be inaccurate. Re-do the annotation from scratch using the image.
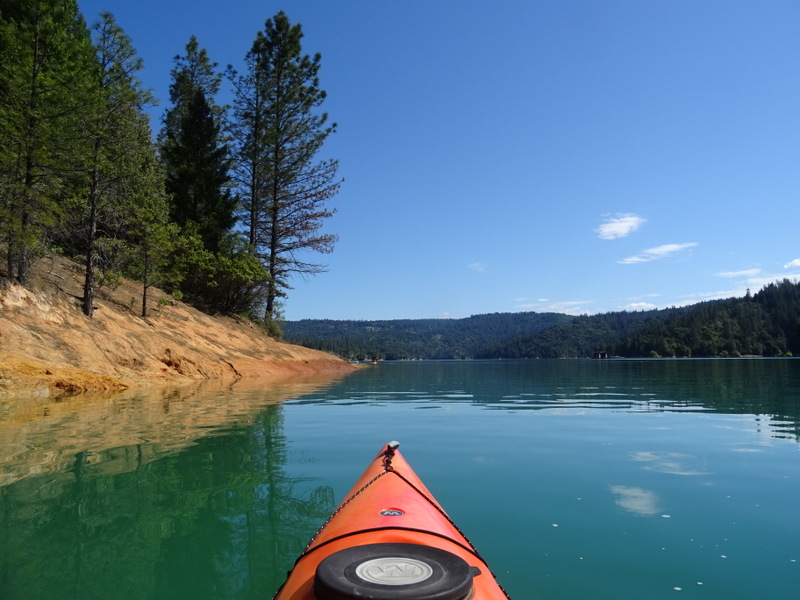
[77,0,800,320]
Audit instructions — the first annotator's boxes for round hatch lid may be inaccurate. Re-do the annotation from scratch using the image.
[314,542,476,600]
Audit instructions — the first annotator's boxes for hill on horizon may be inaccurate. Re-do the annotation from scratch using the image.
[283,312,572,360]
[284,280,800,360]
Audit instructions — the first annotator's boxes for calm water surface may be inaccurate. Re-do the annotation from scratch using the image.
[1,359,799,599]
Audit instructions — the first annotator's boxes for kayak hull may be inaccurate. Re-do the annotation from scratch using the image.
[273,442,510,600]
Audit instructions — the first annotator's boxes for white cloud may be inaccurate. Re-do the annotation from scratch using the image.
[716,268,761,279]
[707,262,800,296]
[597,214,646,240]
[618,254,648,264]
[680,288,746,303]
[743,275,796,289]
[619,242,698,265]
[624,302,657,311]
[468,261,487,273]
[516,299,592,314]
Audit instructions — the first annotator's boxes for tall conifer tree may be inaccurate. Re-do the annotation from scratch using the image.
[77,11,155,317]
[160,36,235,253]
[0,0,94,283]
[122,113,176,319]
[228,11,340,327]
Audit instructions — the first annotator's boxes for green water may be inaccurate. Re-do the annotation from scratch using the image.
[1,359,799,599]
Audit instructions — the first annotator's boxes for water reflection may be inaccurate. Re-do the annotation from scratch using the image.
[0,376,343,487]
[2,359,799,600]
[609,485,661,516]
[631,451,712,476]
[312,359,800,441]
[0,375,348,600]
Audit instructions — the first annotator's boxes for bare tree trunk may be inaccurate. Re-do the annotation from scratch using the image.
[141,244,149,318]
[82,163,100,317]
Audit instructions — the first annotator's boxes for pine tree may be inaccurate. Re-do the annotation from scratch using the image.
[227,45,270,252]
[0,0,95,283]
[159,37,269,316]
[229,11,340,328]
[75,11,154,317]
[160,36,235,253]
[122,115,178,319]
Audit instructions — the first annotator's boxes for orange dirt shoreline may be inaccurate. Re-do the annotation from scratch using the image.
[0,256,356,397]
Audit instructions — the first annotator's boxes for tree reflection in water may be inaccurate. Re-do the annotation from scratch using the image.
[0,393,336,600]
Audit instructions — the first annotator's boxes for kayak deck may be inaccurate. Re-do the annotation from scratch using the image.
[273,441,511,600]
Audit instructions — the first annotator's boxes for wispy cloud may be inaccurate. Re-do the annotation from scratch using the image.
[784,258,800,269]
[679,289,746,303]
[597,214,646,240]
[516,299,592,314]
[468,261,487,273]
[742,274,798,289]
[716,268,762,278]
[623,302,658,311]
[710,259,800,293]
[619,242,698,265]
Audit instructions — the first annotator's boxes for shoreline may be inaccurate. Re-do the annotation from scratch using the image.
[0,256,356,397]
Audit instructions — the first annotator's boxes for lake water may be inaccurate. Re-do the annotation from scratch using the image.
[1,359,799,599]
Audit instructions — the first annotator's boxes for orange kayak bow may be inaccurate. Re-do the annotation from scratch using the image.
[273,441,511,600]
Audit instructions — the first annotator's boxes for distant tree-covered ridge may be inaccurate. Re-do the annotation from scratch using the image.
[283,312,572,360]
[609,280,800,358]
[283,280,800,360]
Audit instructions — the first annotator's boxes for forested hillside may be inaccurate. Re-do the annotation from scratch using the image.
[283,312,571,360]
[608,280,800,358]
[477,308,686,359]
[284,280,800,360]
[1,3,337,333]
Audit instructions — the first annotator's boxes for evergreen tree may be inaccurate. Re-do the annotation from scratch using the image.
[160,36,234,253]
[158,36,266,316]
[0,0,94,283]
[227,43,270,252]
[162,35,222,125]
[161,86,235,251]
[229,11,340,329]
[182,233,269,316]
[121,116,178,319]
[76,11,154,317]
